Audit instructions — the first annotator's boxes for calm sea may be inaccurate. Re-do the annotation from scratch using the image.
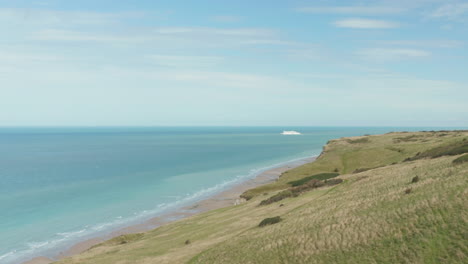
[0,127,453,263]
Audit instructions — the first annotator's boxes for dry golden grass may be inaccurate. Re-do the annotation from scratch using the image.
[56,131,468,264]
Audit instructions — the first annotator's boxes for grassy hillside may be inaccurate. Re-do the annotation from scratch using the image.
[56,131,468,264]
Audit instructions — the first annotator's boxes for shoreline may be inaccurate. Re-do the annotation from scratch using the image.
[23,156,316,264]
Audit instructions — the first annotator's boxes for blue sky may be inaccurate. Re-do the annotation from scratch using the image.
[1,0,467,126]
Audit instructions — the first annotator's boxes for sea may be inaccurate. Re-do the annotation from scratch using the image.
[0,126,456,263]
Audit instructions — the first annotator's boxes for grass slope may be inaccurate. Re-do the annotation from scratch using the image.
[56,131,468,264]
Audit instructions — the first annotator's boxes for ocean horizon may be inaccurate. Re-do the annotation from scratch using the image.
[0,126,463,263]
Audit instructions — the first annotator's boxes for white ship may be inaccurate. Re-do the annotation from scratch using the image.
[281,130,301,135]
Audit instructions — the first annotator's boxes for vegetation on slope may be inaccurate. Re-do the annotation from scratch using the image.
[259,178,343,206]
[56,131,468,264]
[258,216,282,227]
[453,154,468,165]
[242,130,468,199]
[288,172,339,187]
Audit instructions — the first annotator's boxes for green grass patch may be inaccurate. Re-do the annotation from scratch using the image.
[258,216,282,227]
[288,172,339,187]
[92,233,145,248]
[346,138,369,144]
[452,154,468,165]
[259,190,296,206]
[352,166,384,173]
[393,135,421,143]
[409,140,468,161]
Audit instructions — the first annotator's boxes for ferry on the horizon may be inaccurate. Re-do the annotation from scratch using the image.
[281,130,301,135]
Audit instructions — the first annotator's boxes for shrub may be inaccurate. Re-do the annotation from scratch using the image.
[405,188,412,194]
[386,146,403,153]
[240,192,254,201]
[409,140,468,161]
[346,137,369,144]
[453,154,468,165]
[393,135,421,143]
[259,190,295,206]
[411,176,420,183]
[185,240,191,245]
[258,216,282,227]
[353,167,372,173]
[104,233,144,246]
[353,165,384,173]
[288,172,339,187]
[324,178,343,186]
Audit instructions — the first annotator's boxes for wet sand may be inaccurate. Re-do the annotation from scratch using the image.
[24,156,316,264]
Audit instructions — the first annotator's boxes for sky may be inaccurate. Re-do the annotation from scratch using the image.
[1,0,467,127]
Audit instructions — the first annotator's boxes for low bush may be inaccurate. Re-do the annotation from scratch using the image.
[240,192,254,201]
[324,178,343,186]
[103,233,145,246]
[386,146,404,153]
[353,165,384,173]
[411,176,420,183]
[353,168,372,173]
[405,188,412,194]
[288,172,339,187]
[409,140,468,161]
[453,154,468,165]
[261,177,344,206]
[258,216,282,227]
[291,179,324,194]
[393,135,421,143]
[259,190,295,206]
[346,138,369,144]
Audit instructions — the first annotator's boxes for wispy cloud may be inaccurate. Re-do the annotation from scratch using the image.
[333,18,400,29]
[429,2,468,20]
[152,27,274,37]
[30,27,289,49]
[376,40,464,48]
[357,48,431,62]
[0,8,142,25]
[295,6,405,15]
[30,29,149,42]
[0,51,63,62]
[147,55,224,68]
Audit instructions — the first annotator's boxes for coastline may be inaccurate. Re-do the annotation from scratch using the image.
[23,156,316,264]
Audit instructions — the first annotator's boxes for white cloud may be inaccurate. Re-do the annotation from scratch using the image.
[0,8,141,25]
[30,27,277,42]
[147,55,224,68]
[429,2,468,20]
[333,18,400,28]
[377,40,464,48]
[29,27,287,49]
[0,51,65,63]
[295,6,405,15]
[30,29,148,42]
[357,48,431,62]
[152,27,274,37]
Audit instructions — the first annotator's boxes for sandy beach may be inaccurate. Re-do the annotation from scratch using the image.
[23,156,316,264]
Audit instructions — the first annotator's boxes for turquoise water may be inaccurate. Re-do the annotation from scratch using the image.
[0,127,454,263]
